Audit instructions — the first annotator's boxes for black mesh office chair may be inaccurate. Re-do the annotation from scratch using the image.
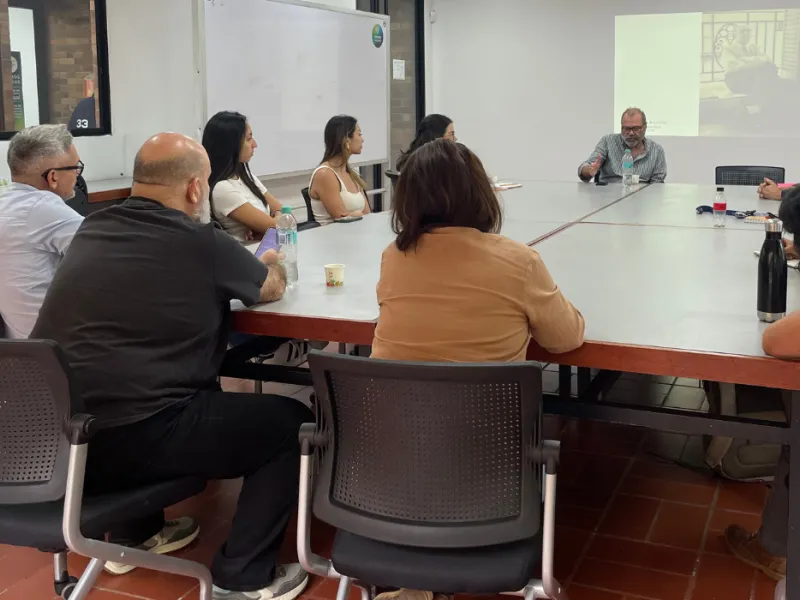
[298,353,564,600]
[76,174,88,197]
[385,170,399,194]
[66,175,90,216]
[299,187,321,231]
[0,340,212,600]
[715,166,785,186]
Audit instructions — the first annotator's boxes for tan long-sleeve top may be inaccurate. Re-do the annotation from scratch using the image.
[371,227,585,362]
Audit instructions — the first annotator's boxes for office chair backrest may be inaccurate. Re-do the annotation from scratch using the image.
[75,174,88,197]
[66,186,90,216]
[307,352,542,549]
[0,340,76,505]
[301,187,316,224]
[715,166,785,186]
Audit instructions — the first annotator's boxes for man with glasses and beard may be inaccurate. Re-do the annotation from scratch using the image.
[578,107,667,184]
[0,124,84,339]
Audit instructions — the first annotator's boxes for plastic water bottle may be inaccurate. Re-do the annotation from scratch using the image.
[713,187,727,228]
[622,149,634,186]
[757,218,787,323]
[276,206,298,286]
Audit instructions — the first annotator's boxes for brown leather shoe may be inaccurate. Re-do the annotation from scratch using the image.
[724,524,786,581]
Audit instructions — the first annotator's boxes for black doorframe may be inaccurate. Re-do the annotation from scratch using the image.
[371,0,388,211]
[413,0,425,125]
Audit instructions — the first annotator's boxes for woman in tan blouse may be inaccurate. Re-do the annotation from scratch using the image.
[372,139,585,362]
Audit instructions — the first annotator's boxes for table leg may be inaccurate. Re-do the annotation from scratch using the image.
[558,365,571,401]
[788,390,800,600]
[577,367,591,397]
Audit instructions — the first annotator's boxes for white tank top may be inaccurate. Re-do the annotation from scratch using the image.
[309,165,365,225]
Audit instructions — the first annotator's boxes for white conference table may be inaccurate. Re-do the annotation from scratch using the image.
[500,180,642,227]
[534,223,799,359]
[234,211,577,323]
[234,182,637,324]
[585,183,781,230]
[232,181,799,389]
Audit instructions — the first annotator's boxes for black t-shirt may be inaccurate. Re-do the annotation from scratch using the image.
[31,197,268,427]
[67,96,97,131]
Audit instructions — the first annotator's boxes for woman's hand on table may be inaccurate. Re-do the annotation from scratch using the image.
[783,238,799,260]
[758,178,782,200]
[259,248,284,266]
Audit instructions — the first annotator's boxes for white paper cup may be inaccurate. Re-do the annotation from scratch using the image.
[324,264,345,287]
[632,174,640,185]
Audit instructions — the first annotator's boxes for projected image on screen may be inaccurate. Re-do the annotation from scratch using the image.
[615,9,800,138]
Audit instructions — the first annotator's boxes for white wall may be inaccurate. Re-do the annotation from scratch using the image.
[9,7,40,128]
[425,0,800,184]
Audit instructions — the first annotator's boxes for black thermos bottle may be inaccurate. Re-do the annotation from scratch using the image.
[757,218,788,323]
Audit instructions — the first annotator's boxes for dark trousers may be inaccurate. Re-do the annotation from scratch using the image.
[760,447,789,557]
[85,391,314,592]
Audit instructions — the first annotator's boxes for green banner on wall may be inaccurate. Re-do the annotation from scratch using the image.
[11,52,24,130]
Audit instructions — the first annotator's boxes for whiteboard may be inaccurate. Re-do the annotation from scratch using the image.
[202,0,390,178]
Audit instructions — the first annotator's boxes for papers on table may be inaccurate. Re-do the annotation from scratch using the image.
[494,182,522,191]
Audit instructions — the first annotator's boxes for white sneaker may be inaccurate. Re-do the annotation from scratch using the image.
[212,564,309,600]
[104,517,200,575]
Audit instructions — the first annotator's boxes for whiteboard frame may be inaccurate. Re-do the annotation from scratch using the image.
[194,0,391,181]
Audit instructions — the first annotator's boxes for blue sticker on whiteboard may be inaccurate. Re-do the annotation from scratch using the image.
[372,24,384,48]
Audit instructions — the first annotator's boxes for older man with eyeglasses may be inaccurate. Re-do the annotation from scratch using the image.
[0,124,84,339]
[578,107,667,184]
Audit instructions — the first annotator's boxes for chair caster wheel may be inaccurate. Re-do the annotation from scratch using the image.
[55,576,79,599]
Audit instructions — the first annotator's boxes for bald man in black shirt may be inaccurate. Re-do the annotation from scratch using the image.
[32,133,312,600]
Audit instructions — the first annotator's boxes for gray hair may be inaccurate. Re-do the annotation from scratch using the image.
[621,107,647,127]
[7,124,74,176]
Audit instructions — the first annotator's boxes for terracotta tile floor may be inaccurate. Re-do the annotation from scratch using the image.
[0,373,778,600]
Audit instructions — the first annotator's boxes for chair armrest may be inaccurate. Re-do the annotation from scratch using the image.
[299,423,328,455]
[65,413,99,445]
[530,439,560,475]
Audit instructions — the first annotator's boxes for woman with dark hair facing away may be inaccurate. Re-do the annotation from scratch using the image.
[371,139,585,363]
[308,115,371,225]
[395,114,455,172]
[202,111,283,242]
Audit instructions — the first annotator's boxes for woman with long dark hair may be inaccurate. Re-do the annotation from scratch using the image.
[395,114,455,172]
[308,115,371,225]
[202,111,283,241]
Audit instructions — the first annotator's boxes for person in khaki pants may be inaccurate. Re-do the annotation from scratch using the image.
[725,187,800,581]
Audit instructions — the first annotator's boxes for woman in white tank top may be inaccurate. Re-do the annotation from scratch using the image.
[308,115,371,225]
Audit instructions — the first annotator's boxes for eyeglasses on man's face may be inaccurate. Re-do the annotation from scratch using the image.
[621,126,644,134]
[42,160,84,180]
